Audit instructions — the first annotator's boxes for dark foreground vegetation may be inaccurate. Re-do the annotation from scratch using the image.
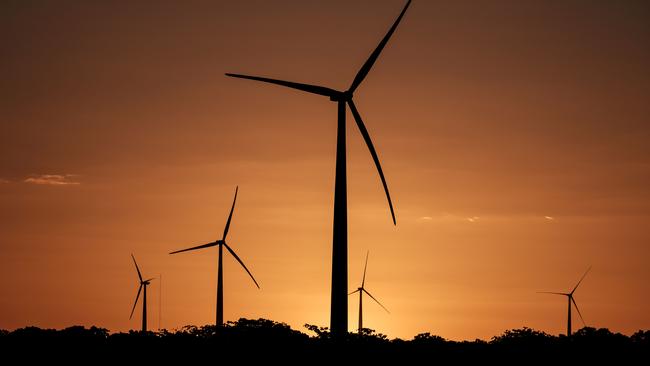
[1,319,648,364]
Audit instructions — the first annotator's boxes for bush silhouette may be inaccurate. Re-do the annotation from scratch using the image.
[491,327,553,346]
[1,321,648,363]
[632,329,650,345]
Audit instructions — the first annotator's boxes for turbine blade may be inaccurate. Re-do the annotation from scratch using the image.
[348,0,412,93]
[131,254,143,282]
[223,242,260,289]
[169,241,218,255]
[130,284,142,320]
[348,99,396,225]
[537,291,569,296]
[571,297,586,327]
[571,266,592,295]
[145,278,156,282]
[226,73,338,98]
[363,289,390,313]
[349,289,360,296]
[223,186,238,240]
[362,250,370,288]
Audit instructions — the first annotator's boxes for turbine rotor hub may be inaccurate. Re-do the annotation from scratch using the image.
[330,90,353,102]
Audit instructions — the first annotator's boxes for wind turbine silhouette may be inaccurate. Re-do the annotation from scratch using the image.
[226,0,411,336]
[169,186,260,327]
[129,254,155,332]
[538,266,591,337]
[349,251,389,334]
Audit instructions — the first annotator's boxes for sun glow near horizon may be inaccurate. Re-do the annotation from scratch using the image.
[1,0,649,340]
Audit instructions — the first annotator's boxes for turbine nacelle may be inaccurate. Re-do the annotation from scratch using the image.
[330,90,353,102]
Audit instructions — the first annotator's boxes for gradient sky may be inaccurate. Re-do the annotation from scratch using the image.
[1,0,649,340]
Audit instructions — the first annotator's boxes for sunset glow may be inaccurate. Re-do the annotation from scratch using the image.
[1,0,649,340]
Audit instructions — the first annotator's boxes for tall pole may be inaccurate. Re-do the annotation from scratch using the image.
[217,243,224,327]
[159,274,162,331]
[330,100,348,337]
[142,284,147,332]
[358,290,363,334]
[567,296,572,337]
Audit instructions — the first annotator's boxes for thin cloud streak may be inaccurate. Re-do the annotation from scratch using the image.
[416,214,483,223]
[24,174,80,186]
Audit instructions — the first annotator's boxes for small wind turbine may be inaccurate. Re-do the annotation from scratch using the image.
[349,251,389,334]
[170,186,260,327]
[538,266,591,337]
[129,254,155,332]
[226,0,412,336]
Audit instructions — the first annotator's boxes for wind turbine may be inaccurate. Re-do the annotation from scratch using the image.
[538,266,591,337]
[129,254,155,332]
[349,251,389,334]
[226,0,411,336]
[169,186,260,327]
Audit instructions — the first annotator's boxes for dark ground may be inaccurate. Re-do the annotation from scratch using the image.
[1,319,648,364]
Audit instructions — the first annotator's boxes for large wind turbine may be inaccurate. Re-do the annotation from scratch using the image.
[349,251,389,334]
[129,254,155,332]
[538,266,591,337]
[169,186,260,327]
[226,0,411,336]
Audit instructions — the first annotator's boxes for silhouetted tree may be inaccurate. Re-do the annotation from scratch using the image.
[632,330,650,345]
[412,332,447,345]
[304,323,330,339]
[572,326,631,350]
[1,321,648,363]
[491,327,553,345]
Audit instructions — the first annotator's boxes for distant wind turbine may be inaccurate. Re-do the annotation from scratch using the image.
[349,251,389,334]
[169,186,260,327]
[226,0,412,336]
[129,254,155,332]
[538,266,591,337]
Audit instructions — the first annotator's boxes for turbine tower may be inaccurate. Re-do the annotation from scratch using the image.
[129,254,155,332]
[538,266,591,337]
[226,0,411,336]
[349,251,389,334]
[170,186,260,327]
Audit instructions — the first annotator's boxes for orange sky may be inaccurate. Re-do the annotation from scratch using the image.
[1,0,649,340]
